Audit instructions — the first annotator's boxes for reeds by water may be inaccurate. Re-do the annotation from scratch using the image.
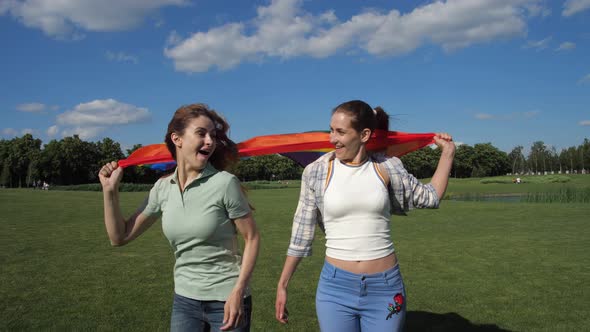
[522,188,590,203]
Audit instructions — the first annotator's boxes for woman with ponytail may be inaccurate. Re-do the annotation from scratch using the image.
[275,100,454,331]
[99,103,259,331]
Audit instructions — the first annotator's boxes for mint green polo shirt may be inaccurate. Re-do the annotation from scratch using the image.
[142,163,251,301]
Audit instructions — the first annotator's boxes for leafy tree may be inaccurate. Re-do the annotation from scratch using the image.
[400,147,440,179]
[471,143,510,177]
[96,137,124,166]
[508,145,525,174]
[39,139,64,184]
[579,138,589,172]
[560,147,579,173]
[9,134,42,187]
[233,155,302,181]
[0,140,11,187]
[452,144,475,178]
[39,135,99,185]
[528,141,550,174]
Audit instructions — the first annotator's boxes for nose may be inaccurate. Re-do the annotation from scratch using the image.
[205,133,215,146]
[329,132,337,145]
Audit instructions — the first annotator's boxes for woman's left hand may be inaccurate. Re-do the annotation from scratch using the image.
[433,132,455,153]
[221,289,244,331]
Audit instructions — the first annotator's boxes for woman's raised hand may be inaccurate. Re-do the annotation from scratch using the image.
[433,133,455,153]
[99,161,123,192]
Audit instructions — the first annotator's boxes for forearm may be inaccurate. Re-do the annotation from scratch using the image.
[103,189,127,245]
[233,231,260,292]
[277,255,303,289]
[430,148,455,199]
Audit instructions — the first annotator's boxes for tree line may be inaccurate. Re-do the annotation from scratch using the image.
[0,134,588,188]
[400,139,590,179]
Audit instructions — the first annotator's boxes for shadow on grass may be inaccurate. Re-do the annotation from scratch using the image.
[406,311,512,332]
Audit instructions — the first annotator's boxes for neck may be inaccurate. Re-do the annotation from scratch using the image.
[341,148,369,165]
[176,160,203,190]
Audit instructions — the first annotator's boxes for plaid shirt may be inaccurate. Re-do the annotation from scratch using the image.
[287,152,440,257]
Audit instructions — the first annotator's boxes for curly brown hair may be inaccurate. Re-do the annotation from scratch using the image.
[164,103,238,171]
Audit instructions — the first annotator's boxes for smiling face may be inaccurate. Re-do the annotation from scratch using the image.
[171,115,217,171]
[329,110,371,163]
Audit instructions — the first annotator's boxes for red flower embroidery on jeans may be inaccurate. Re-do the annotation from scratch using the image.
[386,293,404,320]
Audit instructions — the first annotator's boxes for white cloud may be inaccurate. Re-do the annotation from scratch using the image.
[578,74,590,84]
[556,41,576,51]
[563,0,590,16]
[57,99,150,126]
[475,113,494,120]
[2,128,18,137]
[55,99,151,139]
[17,102,46,112]
[580,120,590,126]
[165,0,544,72]
[60,126,106,140]
[21,128,35,135]
[523,36,552,51]
[47,125,59,137]
[523,3,552,17]
[106,51,139,64]
[0,0,187,39]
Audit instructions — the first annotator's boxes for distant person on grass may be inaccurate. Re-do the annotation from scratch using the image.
[99,104,260,332]
[275,100,455,331]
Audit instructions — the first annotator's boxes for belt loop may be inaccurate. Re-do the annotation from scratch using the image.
[332,264,337,278]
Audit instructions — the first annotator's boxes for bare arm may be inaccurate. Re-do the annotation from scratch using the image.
[429,133,456,199]
[99,161,159,246]
[221,213,260,331]
[275,255,304,324]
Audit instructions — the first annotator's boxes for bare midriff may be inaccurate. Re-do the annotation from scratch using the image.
[325,252,398,274]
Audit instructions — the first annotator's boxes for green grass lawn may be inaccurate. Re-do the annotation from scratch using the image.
[1,175,589,331]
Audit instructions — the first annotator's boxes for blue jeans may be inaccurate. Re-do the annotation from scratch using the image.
[316,261,406,331]
[170,293,252,332]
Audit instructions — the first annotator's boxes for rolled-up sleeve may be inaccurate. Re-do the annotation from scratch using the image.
[405,174,440,208]
[386,156,440,211]
[397,159,440,209]
[287,165,319,257]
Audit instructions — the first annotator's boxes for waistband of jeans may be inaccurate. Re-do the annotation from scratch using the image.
[322,260,400,280]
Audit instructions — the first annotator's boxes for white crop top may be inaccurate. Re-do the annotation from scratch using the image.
[323,159,394,261]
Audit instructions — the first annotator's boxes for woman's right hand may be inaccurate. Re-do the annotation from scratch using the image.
[99,161,123,192]
[275,286,289,324]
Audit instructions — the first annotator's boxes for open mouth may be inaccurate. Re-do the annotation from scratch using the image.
[198,149,210,156]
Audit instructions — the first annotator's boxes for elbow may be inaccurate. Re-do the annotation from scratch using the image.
[245,230,261,253]
[248,229,261,245]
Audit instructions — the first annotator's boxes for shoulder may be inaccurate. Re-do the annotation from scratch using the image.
[217,170,238,179]
[216,171,241,186]
[302,152,332,179]
[152,174,172,189]
[371,153,405,173]
[305,152,333,171]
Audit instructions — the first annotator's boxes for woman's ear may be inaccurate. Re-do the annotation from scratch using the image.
[360,128,372,143]
[171,132,182,148]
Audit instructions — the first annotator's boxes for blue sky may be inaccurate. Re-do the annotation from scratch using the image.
[1,0,588,153]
